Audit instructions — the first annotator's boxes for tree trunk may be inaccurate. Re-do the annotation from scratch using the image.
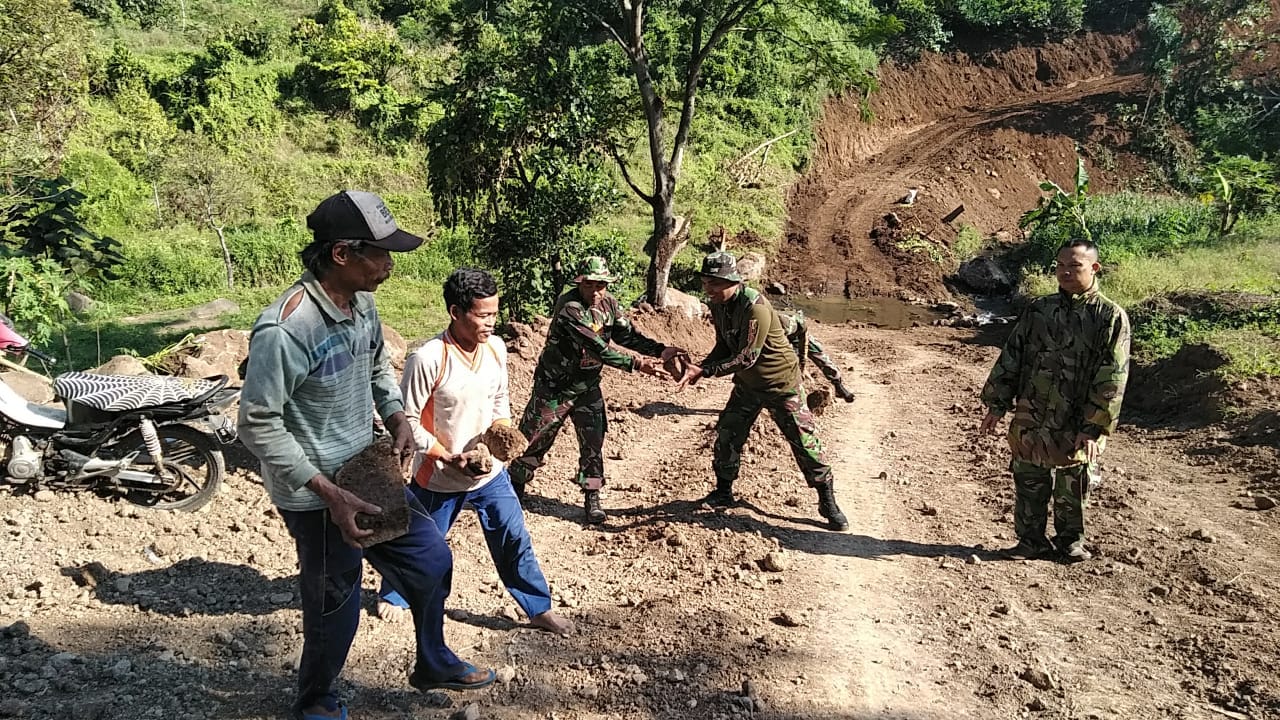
[645,200,689,309]
[213,223,233,289]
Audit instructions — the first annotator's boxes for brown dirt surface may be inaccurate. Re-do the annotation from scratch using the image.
[777,32,1150,299]
[335,438,411,548]
[6,310,1280,719]
[482,424,528,463]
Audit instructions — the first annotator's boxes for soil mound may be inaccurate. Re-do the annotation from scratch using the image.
[778,32,1147,299]
[1127,343,1231,426]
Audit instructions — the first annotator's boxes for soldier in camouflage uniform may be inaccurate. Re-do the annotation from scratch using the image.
[676,252,849,531]
[509,256,686,524]
[980,239,1131,562]
[778,310,856,403]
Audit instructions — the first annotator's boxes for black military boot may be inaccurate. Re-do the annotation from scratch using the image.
[832,380,856,403]
[700,482,736,508]
[814,481,849,531]
[583,490,606,524]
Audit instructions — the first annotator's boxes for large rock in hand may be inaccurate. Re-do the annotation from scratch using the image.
[334,437,410,547]
[482,424,528,462]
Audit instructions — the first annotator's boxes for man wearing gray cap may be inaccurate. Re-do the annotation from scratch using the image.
[239,191,493,720]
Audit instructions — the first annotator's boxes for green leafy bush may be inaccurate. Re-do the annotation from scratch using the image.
[0,257,72,348]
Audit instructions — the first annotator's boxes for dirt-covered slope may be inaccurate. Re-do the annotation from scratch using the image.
[777,32,1147,299]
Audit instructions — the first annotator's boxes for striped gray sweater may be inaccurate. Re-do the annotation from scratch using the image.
[238,272,404,512]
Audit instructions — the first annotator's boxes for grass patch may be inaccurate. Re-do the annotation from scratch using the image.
[59,276,449,371]
[952,224,987,264]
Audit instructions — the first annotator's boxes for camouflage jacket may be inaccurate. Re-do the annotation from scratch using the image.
[532,288,666,395]
[778,310,842,382]
[981,281,1131,467]
[703,286,799,392]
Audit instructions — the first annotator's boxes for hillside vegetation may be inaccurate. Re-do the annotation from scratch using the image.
[0,0,1276,376]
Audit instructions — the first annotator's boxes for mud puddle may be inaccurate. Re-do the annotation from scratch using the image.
[788,295,944,328]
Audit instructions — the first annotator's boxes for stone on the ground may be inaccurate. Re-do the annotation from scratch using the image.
[66,291,96,316]
[94,355,150,376]
[449,703,480,720]
[736,252,766,281]
[760,551,790,573]
[187,299,239,320]
[0,372,54,403]
[662,288,705,319]
[1018,666,1054,690]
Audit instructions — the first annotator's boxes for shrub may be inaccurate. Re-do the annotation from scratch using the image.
[1023,191,1219,269]
[111,229,225,298]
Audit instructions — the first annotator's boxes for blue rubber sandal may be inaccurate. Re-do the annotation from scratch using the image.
[410,663,497,691]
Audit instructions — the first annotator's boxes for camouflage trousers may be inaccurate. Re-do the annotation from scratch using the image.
[714,383,832,490]
[508,383,607,491]
[1011,460,1089,546]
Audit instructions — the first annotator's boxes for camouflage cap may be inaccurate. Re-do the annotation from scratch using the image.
[699,251,742,282]
[573,256,619,283]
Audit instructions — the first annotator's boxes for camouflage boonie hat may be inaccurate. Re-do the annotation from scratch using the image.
[573,256,619,283]
[699,251,742,282]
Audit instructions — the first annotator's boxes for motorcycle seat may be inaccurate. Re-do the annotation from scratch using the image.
[53,372,228,413]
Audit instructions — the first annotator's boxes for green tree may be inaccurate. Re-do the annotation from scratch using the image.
[429,0,894,307]
[1019,154,1092,264]
[291,0,435,139]
[1200,155,1279,235]
[0,0,90,182]
[160,134,253,288]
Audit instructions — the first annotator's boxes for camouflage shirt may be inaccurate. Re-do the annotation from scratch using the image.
[703,286,799,392]
[981,281,1131,467]
[532,288,667,395]
[778,310,842,382]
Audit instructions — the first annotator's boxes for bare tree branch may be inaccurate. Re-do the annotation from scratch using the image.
[608,141,654,203]
[670,0,762,175]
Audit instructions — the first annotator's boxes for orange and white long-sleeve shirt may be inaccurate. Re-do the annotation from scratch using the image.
[401,331,511,493]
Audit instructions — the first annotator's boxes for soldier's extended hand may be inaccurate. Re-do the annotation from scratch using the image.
[979,410,1002,435]
[1074,433,1100,464]
[635,356,671,380]
[676,362,704,391]
[660,346,688,363]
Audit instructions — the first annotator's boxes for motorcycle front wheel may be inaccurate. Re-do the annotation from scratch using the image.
[121,423,225,512]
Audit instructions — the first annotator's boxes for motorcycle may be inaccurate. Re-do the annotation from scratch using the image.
[0,316,239,511]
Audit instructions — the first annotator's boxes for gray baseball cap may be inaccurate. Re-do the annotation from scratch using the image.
[306,190,425,251]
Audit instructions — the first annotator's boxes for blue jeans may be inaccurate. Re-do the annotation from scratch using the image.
[280,487,466,714]
[381,469,553,618]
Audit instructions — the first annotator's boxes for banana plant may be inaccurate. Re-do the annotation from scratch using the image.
[1019,154,1092,241]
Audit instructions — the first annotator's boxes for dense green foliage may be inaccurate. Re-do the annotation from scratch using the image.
[0,0,1275,389]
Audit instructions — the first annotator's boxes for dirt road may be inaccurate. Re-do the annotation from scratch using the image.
[3,318,1277,720]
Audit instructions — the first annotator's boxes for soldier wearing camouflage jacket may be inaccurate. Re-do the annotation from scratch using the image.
[509,256,683,524]
[676,251,850,531]
[778,310,856,403]
[980,239,1130,562]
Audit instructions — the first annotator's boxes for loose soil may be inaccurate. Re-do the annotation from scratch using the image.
[3,311,1279,720]
[776,32,1149,299]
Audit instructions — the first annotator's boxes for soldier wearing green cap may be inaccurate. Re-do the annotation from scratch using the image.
[979,239,1130,563]
[675,251,850,531]
[510,256,688,524]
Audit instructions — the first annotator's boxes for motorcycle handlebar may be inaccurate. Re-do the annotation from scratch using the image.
[22,347,56,366]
